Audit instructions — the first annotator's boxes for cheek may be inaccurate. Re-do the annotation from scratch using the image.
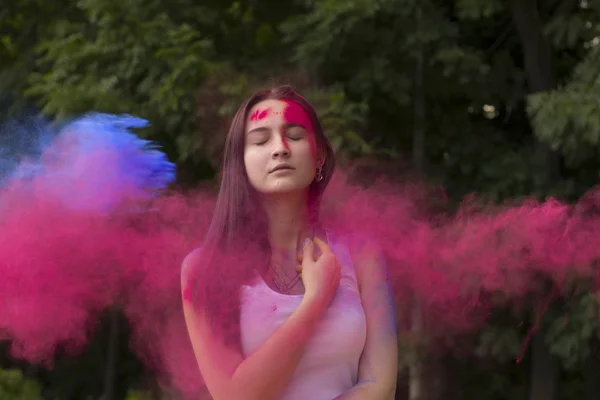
[295,136,318,165]
[243,150,256,177]
[294,142,318,171]
[244,149,265,177]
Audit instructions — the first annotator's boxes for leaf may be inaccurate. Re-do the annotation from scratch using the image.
[456,0,503,20]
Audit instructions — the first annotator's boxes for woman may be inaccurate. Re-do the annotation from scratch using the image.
[181,86,398,400]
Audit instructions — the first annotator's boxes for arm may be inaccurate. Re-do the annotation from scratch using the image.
[335,239,398,400]
[181,250,328,400]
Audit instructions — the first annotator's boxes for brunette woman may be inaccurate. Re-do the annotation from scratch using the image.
[181,86,397,400]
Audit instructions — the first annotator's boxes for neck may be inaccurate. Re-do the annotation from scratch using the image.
[261,191,312,253]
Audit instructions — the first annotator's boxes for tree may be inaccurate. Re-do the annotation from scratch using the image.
[283,1,600,400]
[4,0,600,398]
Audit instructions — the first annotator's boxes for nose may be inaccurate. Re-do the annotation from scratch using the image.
[272,134,290,158]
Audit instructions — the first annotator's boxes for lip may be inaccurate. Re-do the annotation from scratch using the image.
[270,164,295,173]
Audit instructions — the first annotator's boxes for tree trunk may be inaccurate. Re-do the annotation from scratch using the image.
[408,302,424,400]
[506,0,560,185]
[585,338,600,400]
[412,10,426,177]
[505,1,561,400]
[409,5,427,400]
[528,334,559,400]
[103,307,120,400]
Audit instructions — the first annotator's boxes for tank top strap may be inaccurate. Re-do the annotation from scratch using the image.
[324,229,359,285]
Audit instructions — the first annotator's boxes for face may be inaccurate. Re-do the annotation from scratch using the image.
[244,99,322,195]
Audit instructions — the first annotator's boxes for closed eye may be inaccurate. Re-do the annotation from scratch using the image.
[286,129,306,142]
[249,134,269,146]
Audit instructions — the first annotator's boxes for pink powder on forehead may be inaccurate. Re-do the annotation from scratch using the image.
[249,108,270,121]
[283,100,317,160]
[282,100,313,133]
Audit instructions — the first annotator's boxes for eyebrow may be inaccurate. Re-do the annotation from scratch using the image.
[246,123,307,135]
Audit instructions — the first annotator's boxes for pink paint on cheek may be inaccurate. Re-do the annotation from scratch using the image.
[283,101,318,160]
[250,108,271,121]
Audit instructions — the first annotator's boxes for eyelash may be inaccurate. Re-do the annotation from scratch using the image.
[255,136,302,146]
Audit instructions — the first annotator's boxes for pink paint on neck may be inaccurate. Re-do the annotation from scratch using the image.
[283,100,318,160]
[250,108,270,121]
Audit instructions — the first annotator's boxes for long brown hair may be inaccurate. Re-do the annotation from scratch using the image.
[194,85,336,348]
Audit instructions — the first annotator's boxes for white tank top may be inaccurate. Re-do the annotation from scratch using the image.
[240,231,367,400]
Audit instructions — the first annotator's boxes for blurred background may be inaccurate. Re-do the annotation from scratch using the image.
[1,0,600,399]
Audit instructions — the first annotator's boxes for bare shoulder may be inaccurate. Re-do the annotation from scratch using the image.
[180,248,244,398]
[181,247,205,302]
[183,247,205,267]
[181,248,204,283]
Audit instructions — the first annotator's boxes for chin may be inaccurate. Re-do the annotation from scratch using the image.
[260,182,312,197]
[264,187,305,196]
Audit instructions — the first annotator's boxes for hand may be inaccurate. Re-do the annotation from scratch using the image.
[296,237,341,307]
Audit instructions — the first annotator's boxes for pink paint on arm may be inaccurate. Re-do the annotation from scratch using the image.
[182,282,194,302]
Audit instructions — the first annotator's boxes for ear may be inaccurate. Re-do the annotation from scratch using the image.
[316,148,326,167]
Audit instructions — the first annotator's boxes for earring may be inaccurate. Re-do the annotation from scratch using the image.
[315,166,323,182]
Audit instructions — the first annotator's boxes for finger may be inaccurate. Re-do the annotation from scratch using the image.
[295,264,303,272]
[302,238,314,261]
[299,249,315,263]
[312,236,331,255]
[313,236,333,261]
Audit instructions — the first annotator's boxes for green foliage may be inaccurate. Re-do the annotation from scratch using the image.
[475,288,600,375]
[18,0,371,169]
[3,0,600,397]
[476,324,522,363]
[546,291,600,370]
[124,389,151,400]
[283,0,419,105]
[25,0,215,161]
[545,9,597,50]
[455,0,503,20]
[527,35,600,200]
[197,68,372,161]
[309,85,371,157]
[457,360,529,400]
[0,0,72,119]
[529,43,600,158]
[282,0,542,202]
[0,369,42,400]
